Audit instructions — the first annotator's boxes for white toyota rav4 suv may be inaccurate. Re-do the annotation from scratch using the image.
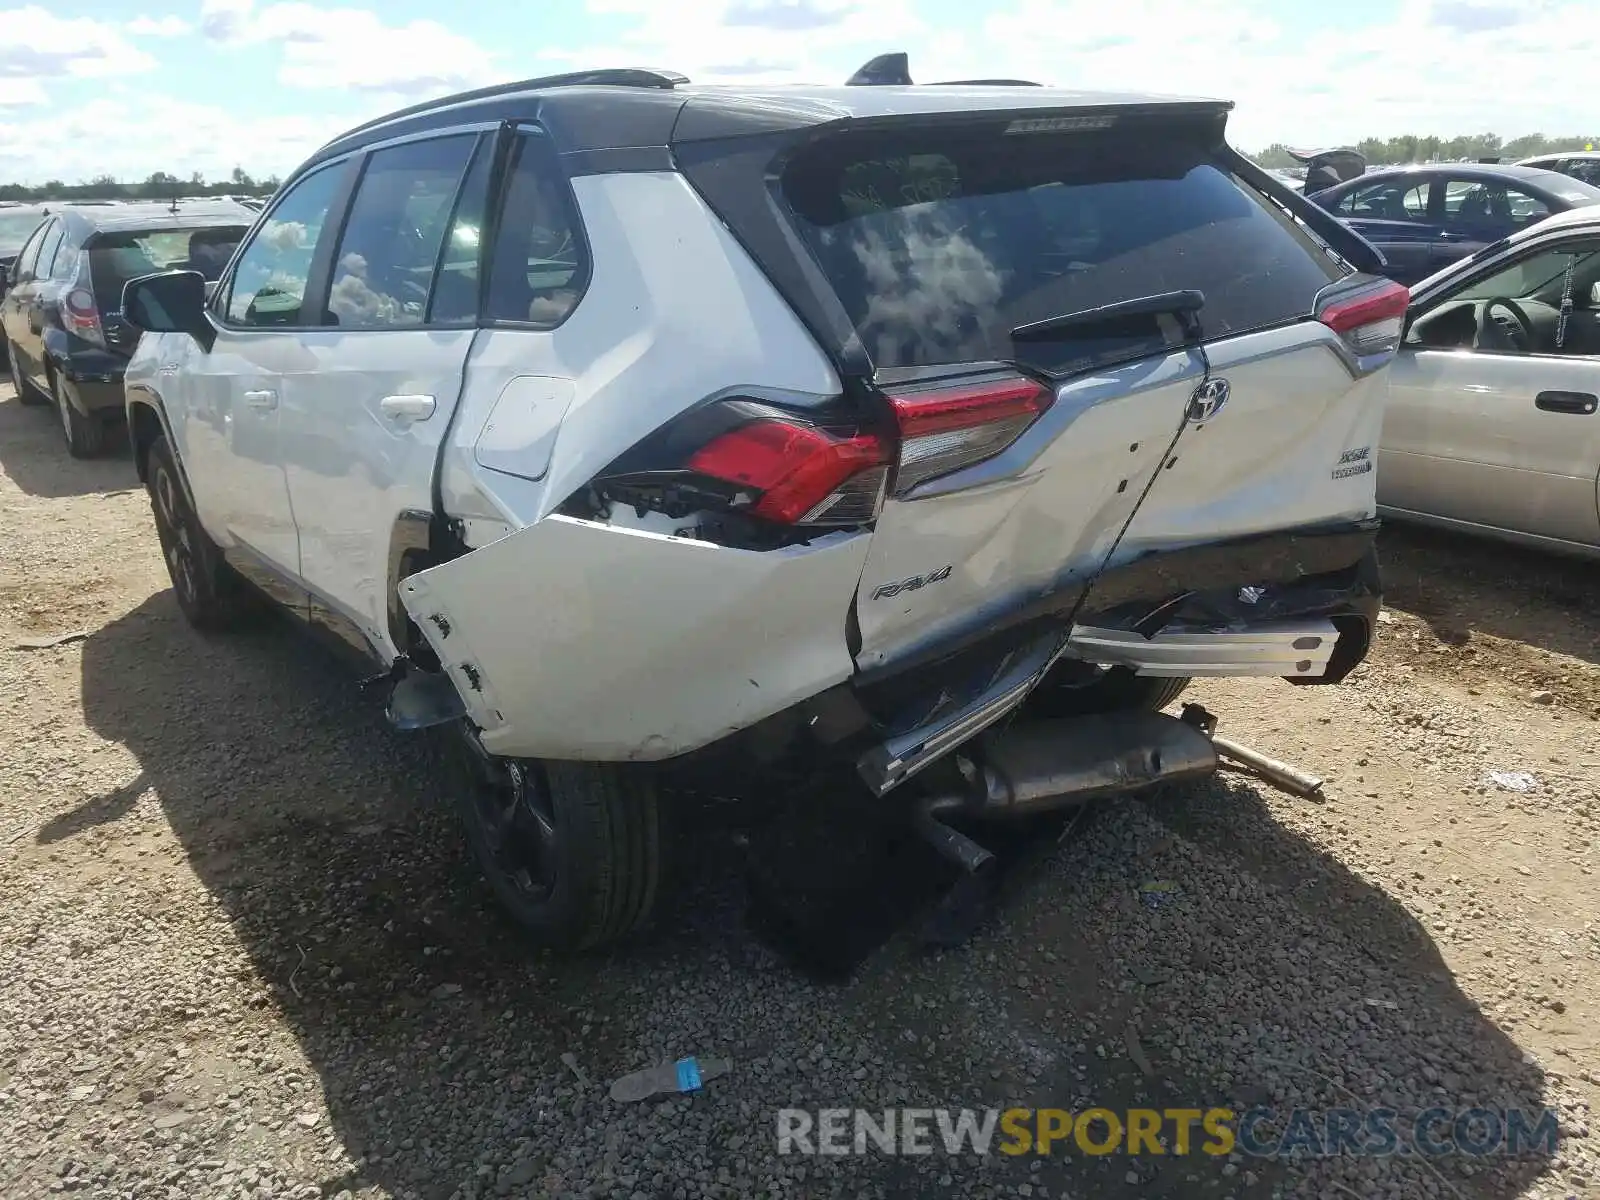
[120,56,1403,950]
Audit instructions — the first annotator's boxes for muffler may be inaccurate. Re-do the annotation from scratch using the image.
[966,710,1219,817]
[914,710,1217,866]
[911,710,1218,948]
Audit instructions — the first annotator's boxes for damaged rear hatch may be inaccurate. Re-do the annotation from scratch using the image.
[764,110,1398,692]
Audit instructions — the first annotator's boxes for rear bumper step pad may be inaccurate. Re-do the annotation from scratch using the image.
[1065,618,1339,678]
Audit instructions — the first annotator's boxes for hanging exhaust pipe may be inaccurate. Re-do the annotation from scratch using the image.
[911,710,1218,946]
[966,710,1219,816]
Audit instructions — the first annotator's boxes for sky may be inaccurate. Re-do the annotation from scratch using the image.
[1,0,1595,185]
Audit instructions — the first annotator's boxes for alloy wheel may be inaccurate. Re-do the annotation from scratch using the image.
[152,462,200,610]
[458,729,559,902]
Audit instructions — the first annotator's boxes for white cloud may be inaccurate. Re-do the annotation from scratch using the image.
[198,0,503,95]
[127,14,193,37]
[0,95,359,186]
[555,0,926,82]
[0,8,156,88]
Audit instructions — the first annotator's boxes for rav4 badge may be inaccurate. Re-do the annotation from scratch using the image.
[871,565,953,600]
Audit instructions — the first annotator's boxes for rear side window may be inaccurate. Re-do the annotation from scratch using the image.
[33,223,65,282]
[1566,160,1600,187]
[485,130,587,327]
[322,133,479,329]
[85,226,246,312]
[781,125,1342,375]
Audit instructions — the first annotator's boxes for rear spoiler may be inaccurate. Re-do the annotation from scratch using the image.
[1223,148,1387,277]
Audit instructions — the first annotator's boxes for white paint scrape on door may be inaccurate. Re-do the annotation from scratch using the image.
[398,515,872,761]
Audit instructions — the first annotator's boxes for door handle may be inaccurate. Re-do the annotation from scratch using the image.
[379,393,436,423]
[1534,390,1598,415]
[243,389,278,410]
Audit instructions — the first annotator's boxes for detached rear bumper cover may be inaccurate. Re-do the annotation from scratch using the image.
[397,514,872,761]
[400,515,1379,768]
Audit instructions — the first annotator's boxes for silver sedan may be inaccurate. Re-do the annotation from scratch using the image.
[1380,207,1600,559]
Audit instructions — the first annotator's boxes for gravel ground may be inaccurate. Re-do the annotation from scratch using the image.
[1,381,1598,1200]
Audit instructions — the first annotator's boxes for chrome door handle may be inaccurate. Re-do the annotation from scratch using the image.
[243,389,278,410]
[379,393,436,423]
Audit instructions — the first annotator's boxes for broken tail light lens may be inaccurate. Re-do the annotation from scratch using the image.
[1318,278,1409,356]
[64,288,106,348]
[687,420,891,525]
[590,398,893,530]
[882,373,1054,493]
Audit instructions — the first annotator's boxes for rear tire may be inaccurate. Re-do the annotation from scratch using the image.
[1024,662,1190,719]
[443,724,663,952]
[52,369,107,458]
[7,341,48,406]
[145,435,256,631]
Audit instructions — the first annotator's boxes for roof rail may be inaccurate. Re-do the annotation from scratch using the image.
[846,52,912,86]
[933,78,1042,86]
[318,67,690,154]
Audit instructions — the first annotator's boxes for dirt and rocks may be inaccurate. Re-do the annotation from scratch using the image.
[1,382,1598,1200]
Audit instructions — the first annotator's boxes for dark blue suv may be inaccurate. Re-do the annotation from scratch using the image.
[1307,163,1600,284]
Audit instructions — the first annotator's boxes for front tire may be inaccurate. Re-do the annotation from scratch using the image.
[1024,661,1190,719]
[145,435,255,631]
[443,724,662,952]
[52,369,107,458]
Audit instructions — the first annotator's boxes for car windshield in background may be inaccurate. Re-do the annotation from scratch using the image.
[780,125,1342,377]
[0,211,46,255]
[87,225,246,312]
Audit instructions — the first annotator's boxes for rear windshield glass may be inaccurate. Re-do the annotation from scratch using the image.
[87,225,246,311]
[781,125,1343,375]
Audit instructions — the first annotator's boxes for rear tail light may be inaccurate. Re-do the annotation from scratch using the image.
[64,287,106,348]
[590,398,892,530]
[1318,278,1409,356]
[687,420,890,525]
[881,373,1053,493]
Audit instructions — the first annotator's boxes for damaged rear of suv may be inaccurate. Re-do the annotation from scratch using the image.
[122,58,1401,950]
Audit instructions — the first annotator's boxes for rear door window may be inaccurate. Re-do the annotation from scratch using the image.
[1443,179,1550,234]
[11,221,50,283]
[0,212,47,260]
[780,124,1343,375]
[320,133,479,329]
[1333,179,1430,222]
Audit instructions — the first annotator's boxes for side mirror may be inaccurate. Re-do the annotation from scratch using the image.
[123,270,215,352]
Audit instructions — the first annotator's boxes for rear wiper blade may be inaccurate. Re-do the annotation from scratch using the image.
[1011,289,1206,342]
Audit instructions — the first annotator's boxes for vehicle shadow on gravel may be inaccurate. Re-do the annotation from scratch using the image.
[1134,772,1561,1199]
[1380,522,1600,668]
[74,592,1561,1200]
[0,390,136,498]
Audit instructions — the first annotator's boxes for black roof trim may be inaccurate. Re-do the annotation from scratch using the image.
[934,78,1043,86]
[315,67,690,155]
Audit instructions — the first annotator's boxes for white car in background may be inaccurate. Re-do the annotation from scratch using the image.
[1515,150,1600,189]
[1383,207,1600,558]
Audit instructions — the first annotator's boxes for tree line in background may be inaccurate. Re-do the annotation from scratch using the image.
[1251,133,1596,168]
[0,166,280,204]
